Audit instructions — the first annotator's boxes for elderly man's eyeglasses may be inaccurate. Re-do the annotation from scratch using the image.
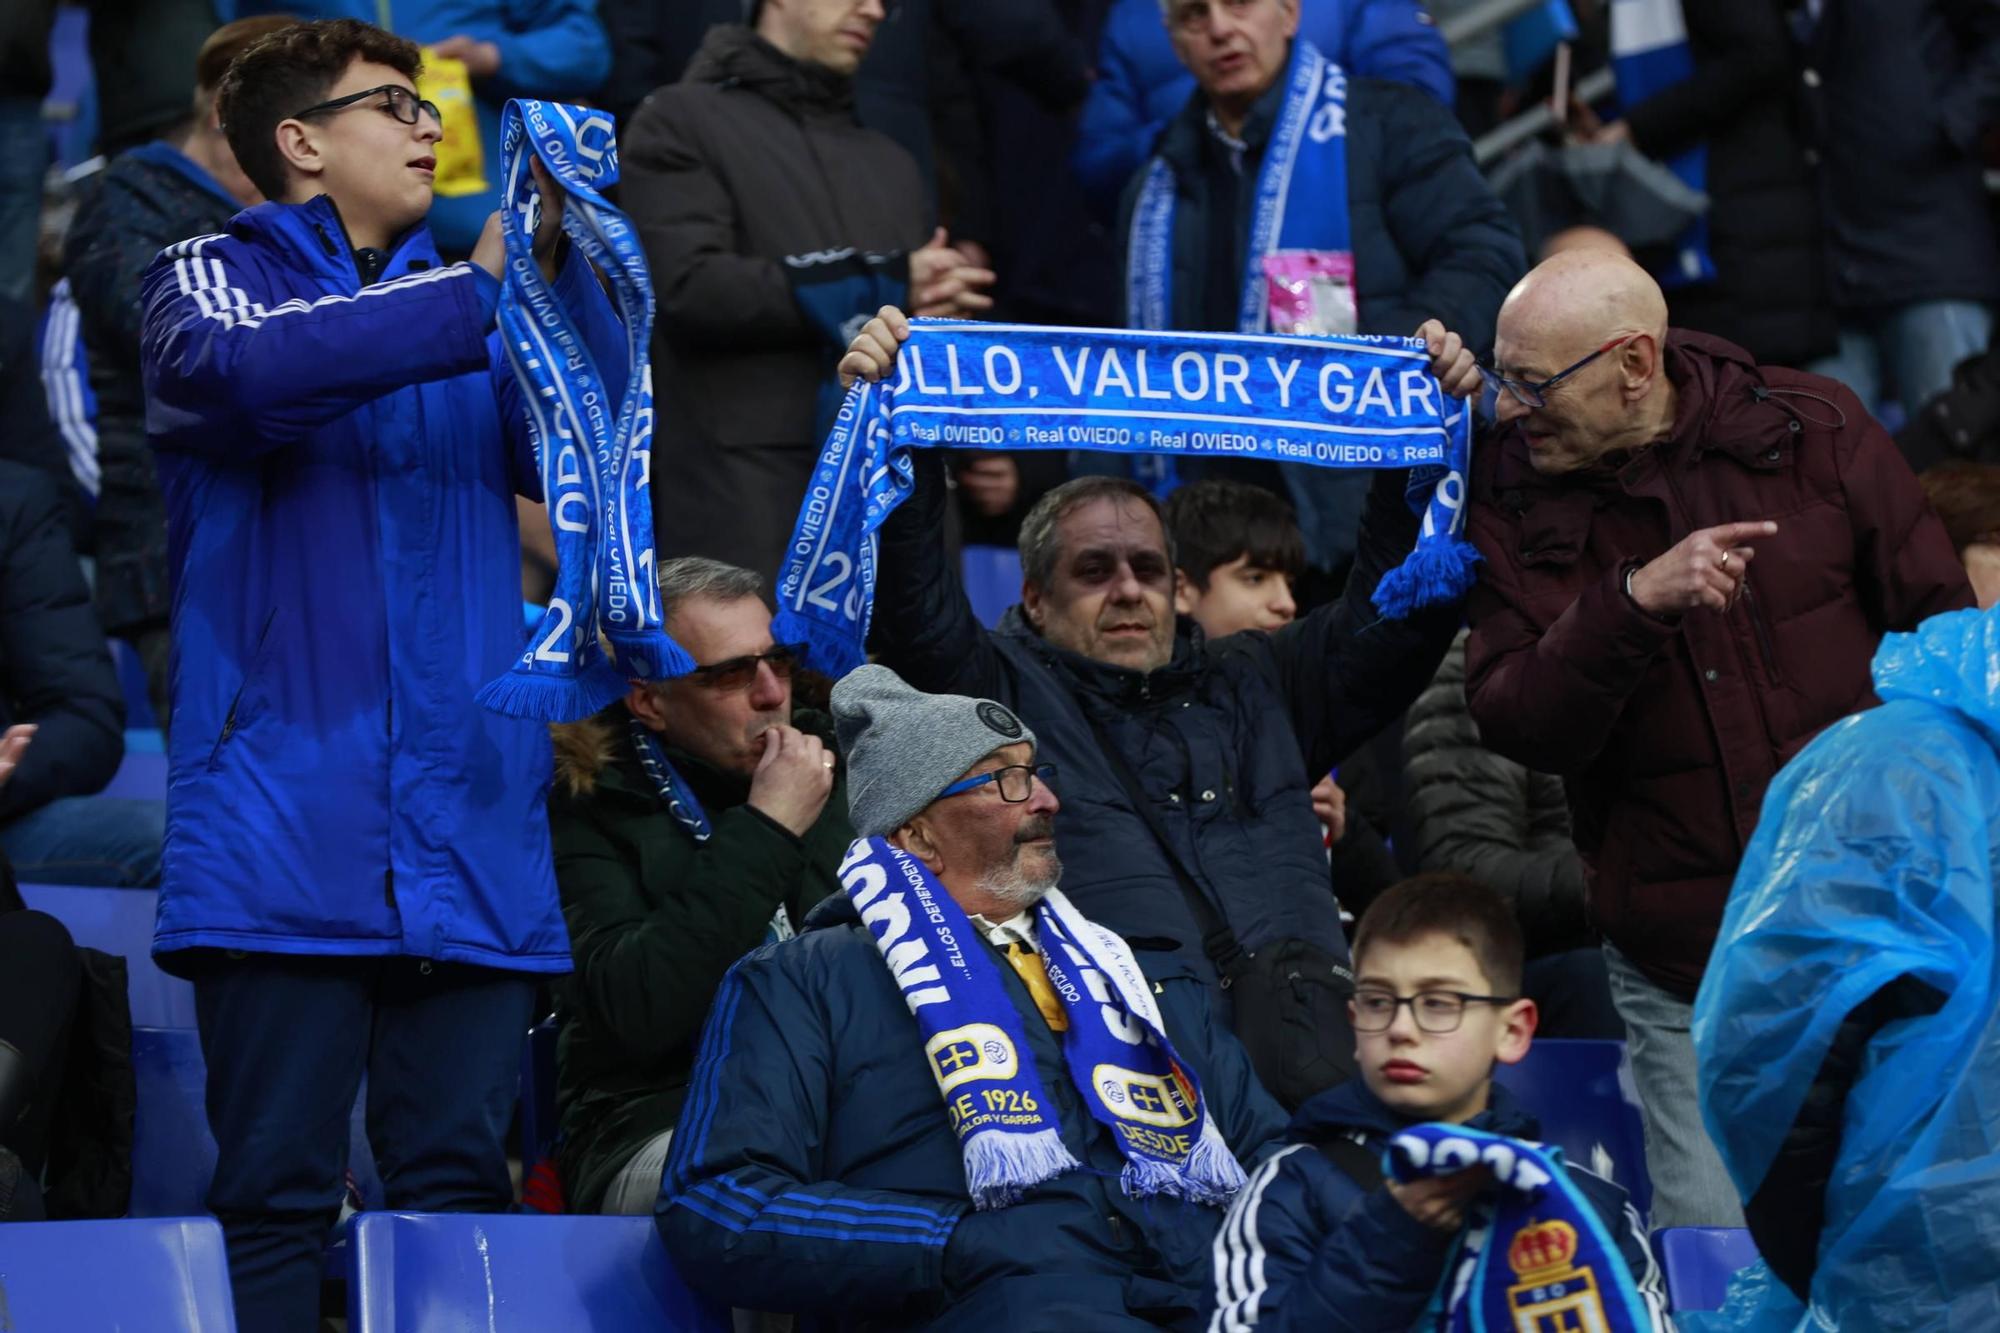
[1351,988,1518,1034]
[684,644,805,691]
[1478,333,1639,413]
[289,84,443,128]
[937,763,1057,803]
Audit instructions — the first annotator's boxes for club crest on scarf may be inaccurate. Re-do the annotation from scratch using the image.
[1386,1124,1653,1333]
[771,321,1477,676]
[839,836,1246,1210]
[479,99,695,722]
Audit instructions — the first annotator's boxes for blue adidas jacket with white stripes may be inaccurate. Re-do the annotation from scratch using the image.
[656,894,1289,1331]
[138,193,610,973]
[1206,1078,1668,1332]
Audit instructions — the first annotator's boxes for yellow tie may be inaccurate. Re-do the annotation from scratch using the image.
[1002,940,1069,1032]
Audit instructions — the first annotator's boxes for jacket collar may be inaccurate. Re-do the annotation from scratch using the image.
[683,24,856,116]
[229,193,442,289]
[126,140,242,212]
[1287,1073,1538,1144]
[995,604,1207,705]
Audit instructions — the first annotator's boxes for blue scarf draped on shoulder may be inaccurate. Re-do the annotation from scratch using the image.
[1386,1124,1653,1332]
[479,99,695,721]
[769,319,1475,677]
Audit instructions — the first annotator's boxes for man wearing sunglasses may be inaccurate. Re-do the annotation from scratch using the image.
[136,20,628,1330]
[1452,245,1972,1231]
[548,556,854,1218]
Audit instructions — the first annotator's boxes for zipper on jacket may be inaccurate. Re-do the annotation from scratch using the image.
[1739,581,1787,688]
[207,607,279,769]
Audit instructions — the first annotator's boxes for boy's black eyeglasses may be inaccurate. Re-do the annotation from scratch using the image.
[1350,989,1518,1034]
[683,644,806,692]
[1477,333,1638,413]
[289,84,442,128]
[936,763,1057,803]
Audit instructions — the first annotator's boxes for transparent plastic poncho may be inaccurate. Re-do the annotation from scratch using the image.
[1693,607,2000,1330]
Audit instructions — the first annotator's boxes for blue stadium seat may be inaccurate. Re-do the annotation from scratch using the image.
[130,1026,383,1218]
[0,1216,237,1331]
[520,1017,559,1173]
[1493,1038,1653,1221]
[18,882,196,1028]
[346,1212,731,1332]
[961,545,1023,628]
[1657,1227,1762,1313]
[100,744,169,802]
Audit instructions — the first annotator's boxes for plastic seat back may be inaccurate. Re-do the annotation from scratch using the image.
[1493,1037,1653,1220]
[1656,1227,1762,1313]
[19,883,196,1027]
[0,1216,237,1331]
[346,1212,731,1332]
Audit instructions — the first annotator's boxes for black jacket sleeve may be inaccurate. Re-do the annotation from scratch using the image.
[869,448,1007,697]
[0,297,87,549]
[1745,974,1947,1301]
[1621,0,1797,162]
[0,463,124,820]
[1249,468,1463,779]
[934,0,1090,111]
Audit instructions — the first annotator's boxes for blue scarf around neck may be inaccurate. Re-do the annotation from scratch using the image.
[839,836,1245,1210]
[1387,1124,1653,1333]
[479,99,695,722]
[769,320,1475,676]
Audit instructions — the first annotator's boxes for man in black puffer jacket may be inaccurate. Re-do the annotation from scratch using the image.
[622,0,997,582]
[60,16,282,724]
[839,307,1474,1107]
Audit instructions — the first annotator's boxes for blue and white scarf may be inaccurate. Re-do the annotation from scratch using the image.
[840,836,1245,1210]
[1387,1124,1652,1333]
[479,99,694,722]
[770,321,1475,675]
[1125,39,1351,338]
[1610,0,1715,288]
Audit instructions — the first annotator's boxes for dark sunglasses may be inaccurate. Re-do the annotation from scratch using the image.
[683,644,805,691]
[289,83,442,128]
[1478,333,1639,414]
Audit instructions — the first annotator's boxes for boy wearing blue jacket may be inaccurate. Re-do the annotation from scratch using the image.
[1207,874,1669,1330]
[139,19,610,1332]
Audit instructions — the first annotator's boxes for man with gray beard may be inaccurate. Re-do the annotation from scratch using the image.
[656,665,1285,1330]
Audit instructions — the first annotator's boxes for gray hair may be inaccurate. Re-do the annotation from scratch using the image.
[1016,476,1175,590]
[657,556,766,626]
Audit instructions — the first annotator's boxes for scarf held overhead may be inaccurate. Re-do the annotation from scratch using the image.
[479,98,694,722]
[771,321,1475,675]
[838,836,1245,1211]
[1386,1124,1653,1333]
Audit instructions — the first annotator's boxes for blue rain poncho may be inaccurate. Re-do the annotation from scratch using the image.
[1693,606,2000,1329]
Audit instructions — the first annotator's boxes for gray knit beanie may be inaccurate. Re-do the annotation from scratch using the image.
[831,664,1038,837]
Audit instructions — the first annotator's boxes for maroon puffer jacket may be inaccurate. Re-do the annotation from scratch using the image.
[1464,332,1973,997]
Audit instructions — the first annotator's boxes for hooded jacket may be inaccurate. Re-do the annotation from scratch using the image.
[1206,1076,1667,1331]
[656,894,1288,1331]
[871,451,1460,982]
[621,24,928,575]
[1464,332,1973,996]
[548,705,851,1213]
[1696,607,2000,1325]
[138,195,618,972]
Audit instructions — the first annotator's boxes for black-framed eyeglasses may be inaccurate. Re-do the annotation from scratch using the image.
[1350,988,1518,1034]
[936,763,1057,803]
[683,644,805,692]
[1478,333,1639,414]
[289,83,442,128]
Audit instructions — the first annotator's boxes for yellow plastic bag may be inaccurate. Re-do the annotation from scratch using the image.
[417,50,487,198]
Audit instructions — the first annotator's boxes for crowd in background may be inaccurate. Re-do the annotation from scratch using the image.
[0,0,1998,1330]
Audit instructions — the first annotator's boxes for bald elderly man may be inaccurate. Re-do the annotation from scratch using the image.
[1452,249,1973,1227]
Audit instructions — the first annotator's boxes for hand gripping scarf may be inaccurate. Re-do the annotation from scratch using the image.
[839,836,1246,1210]
[771,320,1475,675]
[479,99,694,721]
[1385,1124,1652,1333]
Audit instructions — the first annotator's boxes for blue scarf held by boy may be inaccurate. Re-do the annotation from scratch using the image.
[480,99,694,722]
[771,320,1475,676]
[839,836,1246,1210]
[1386,1124,1652,1333]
